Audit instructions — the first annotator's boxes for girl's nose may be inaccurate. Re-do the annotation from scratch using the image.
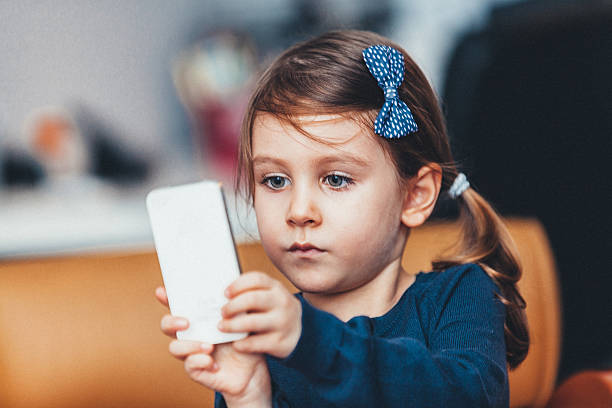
[286,186,322,227]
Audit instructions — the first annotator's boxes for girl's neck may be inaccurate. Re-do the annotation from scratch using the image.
[302,258,416,322]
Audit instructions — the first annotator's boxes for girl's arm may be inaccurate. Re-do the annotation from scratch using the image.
[220,264,508,407]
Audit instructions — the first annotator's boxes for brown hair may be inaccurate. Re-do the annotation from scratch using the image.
[235,29,528,369]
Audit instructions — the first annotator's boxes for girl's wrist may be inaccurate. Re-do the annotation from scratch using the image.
[223,358,272,408]
[224,394,271,408]
[223,390,271,408]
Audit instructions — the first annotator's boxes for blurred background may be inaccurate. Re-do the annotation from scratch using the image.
[0,0,609,386]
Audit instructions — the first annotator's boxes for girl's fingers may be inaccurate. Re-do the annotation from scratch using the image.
[232,332,276,354]
[169,339,213,359]
[155,286,169,307]
[160,314,189,337]
[221,289,273,318]
[184,352,217,372]
[225,271,275,298]
[218,311,275,333]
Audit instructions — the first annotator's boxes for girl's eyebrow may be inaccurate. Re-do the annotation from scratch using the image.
[253,154,370,168]
[316,154,370,167]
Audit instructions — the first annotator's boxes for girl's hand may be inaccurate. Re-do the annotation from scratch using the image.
[219,271,302,359]
[155,287,272,407]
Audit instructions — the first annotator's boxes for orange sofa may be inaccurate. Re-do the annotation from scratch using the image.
[0,217,609,407]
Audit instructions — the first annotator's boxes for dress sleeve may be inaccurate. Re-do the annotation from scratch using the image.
[280,264,509,407]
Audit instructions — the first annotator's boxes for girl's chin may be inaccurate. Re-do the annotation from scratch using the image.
[283,271,340,295]
[287,274,354,297]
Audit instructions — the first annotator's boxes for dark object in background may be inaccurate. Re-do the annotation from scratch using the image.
[89,136,149,185]
[74,105,150,185]
[1,149,45,187]
[443,0,612,383]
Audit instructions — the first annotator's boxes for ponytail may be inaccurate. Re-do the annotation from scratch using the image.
[432,184,530,369]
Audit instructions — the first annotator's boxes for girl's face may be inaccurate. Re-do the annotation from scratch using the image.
[251,113,409,295]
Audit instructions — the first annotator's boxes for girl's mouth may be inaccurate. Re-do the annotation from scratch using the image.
[288,242,325,256]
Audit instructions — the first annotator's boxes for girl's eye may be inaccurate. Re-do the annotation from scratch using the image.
[324,174,353,189]
[262,175,290,190]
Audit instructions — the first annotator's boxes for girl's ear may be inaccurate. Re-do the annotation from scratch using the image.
[400,164,442,228]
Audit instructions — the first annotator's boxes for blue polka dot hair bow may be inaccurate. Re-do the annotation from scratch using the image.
[362,45,418,139]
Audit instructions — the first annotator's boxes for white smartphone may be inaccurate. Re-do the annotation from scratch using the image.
[146,181,247,344]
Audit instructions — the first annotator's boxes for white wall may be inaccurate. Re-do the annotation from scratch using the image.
[1,1,217,152]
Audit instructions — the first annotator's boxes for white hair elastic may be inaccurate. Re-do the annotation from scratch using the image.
[449,173,470,199]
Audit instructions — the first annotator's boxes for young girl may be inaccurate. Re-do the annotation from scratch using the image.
[156,29,529,407]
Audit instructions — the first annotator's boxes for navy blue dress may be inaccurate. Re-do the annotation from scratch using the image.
[216,263,509,407]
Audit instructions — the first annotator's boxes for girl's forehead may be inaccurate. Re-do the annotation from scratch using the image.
[252,113,375,150]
